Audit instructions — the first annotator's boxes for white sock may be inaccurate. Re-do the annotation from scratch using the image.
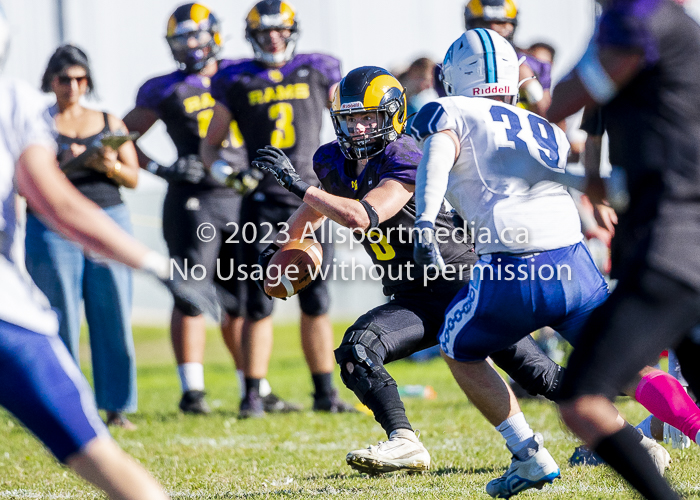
[496,412,535,457]
[636,415,654,440]
[259,378,272,397]
[178,363,204,392]
[236,369,246,399]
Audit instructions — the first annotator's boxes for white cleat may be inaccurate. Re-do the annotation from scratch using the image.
[346,429,430,474]
[486,434,560,499]
[639,434,671,475]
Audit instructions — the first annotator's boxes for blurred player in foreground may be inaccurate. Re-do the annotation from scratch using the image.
[0,5,208,498]
[202,0,352,416]
[253,66,577,475]
[544,0,700,498]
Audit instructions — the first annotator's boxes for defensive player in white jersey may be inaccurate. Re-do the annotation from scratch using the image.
[0,6,207,498]
[410,29,608,497]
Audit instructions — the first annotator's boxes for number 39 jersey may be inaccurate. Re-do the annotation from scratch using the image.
[211,53,341,205]
[314,135,476,295]
[411,97,583,255]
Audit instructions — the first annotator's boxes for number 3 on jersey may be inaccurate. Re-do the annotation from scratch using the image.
[269,102,296,148]
[489,105,561,169]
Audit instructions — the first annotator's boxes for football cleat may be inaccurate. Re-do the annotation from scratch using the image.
[640,434,671,475]
[568,445,604,467]
[261,392,302,413]
[346,429,430,474]
[239,388,265,419]
[179,390,211,415]
[312,389,358,413]
[486,434,560,498]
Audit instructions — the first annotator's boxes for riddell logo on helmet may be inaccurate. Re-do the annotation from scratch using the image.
[341,101,363,110]
[472,85,512,96]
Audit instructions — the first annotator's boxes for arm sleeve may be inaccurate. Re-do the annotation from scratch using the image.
[414,133,456,225]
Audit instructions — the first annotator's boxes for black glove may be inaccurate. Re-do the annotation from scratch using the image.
[256,242,281,300]
[413,220,446,272]
[148,155,206,184]
[252,145,311,200]
[229,168,264,195]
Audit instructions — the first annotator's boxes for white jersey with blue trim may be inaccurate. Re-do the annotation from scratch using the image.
[0,77,59,335]
[411,96,583,255]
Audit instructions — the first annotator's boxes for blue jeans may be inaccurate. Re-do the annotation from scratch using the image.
[25,204,137,413]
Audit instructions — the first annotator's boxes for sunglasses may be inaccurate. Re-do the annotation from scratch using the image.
[56,74,88,85]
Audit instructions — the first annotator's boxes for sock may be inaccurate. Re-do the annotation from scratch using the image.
[178,363,204,392]
[259,378,272,398]
[312,372,333,398]
[496,412,535,459]
[245,377,261,397]
[635,369,700,442]
[236,370,246,399]
[635,415,654,440]
[595,425,680,500]
[363,384,412,437]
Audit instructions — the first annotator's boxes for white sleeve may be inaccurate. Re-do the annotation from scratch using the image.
[415,132,457,225]
[12,80,57,157]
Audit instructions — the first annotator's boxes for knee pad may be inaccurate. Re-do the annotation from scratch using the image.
[299,282,330,316]
[334,325,396,403]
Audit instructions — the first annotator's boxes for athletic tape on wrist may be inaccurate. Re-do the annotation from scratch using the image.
[360,200,380,229]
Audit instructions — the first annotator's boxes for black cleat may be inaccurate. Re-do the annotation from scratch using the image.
[313,389,358,413]
[262,392,302,413]
[239,388,265,418]
[179,390,211,414]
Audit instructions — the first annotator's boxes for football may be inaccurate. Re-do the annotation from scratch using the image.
[263,238,323,299]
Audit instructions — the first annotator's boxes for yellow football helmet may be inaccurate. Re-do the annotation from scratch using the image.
[245,0,299,65]
[331,66,407,160]
[166,3,222,73]
[464,0,518,29]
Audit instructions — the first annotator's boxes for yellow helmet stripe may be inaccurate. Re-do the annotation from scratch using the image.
[190,3,211,24]
[467,0,484,17]
[363,75,401,108]
[166,15,177,37]
[247,7,261,30]
[280,1,296,26]
[505,0,518,19]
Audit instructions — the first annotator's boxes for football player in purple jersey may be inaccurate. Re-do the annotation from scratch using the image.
[123,3,271,415]
[201,0,354,417]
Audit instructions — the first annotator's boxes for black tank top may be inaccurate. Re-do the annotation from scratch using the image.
[56,112,123,209]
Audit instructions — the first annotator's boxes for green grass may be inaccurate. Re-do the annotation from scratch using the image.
[1,323,699,499]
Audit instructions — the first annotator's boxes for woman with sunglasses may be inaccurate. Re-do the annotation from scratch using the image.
[25,44,141,429]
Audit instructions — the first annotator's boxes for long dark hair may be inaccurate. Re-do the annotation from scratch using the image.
[41,44,95,95]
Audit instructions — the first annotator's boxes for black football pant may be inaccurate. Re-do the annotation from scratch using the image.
[336,278,564,436]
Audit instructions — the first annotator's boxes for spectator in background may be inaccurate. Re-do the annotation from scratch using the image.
[398,57,438,122]
[527,42,556,65]
[25,44,141,430]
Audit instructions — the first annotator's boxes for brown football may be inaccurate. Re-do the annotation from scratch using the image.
[263,238,323,299]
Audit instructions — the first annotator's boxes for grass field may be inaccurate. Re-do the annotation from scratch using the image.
[1,322,699,499]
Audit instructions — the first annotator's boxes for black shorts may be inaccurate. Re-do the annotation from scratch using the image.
[162,185,245,317]
[240,195,333,320]
[559,265,700,402]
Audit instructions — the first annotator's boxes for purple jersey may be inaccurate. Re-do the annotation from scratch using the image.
[314,135,475,295]
[135,59,243,190]
[211,53,341,205]
[520,52,552,91]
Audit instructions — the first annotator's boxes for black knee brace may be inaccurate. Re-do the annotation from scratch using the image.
[334,325,396,404]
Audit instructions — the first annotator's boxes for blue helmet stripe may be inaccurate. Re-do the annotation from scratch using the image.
[474,28,498,84]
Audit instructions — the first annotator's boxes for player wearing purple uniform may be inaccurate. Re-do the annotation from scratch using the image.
[124,3,268,415]
[544,0,700,498]
[254,66,570,475]
[201,0,353,417]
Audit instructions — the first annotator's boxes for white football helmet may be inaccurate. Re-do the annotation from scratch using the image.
[441,28,519,104]
[0,3,9,71]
